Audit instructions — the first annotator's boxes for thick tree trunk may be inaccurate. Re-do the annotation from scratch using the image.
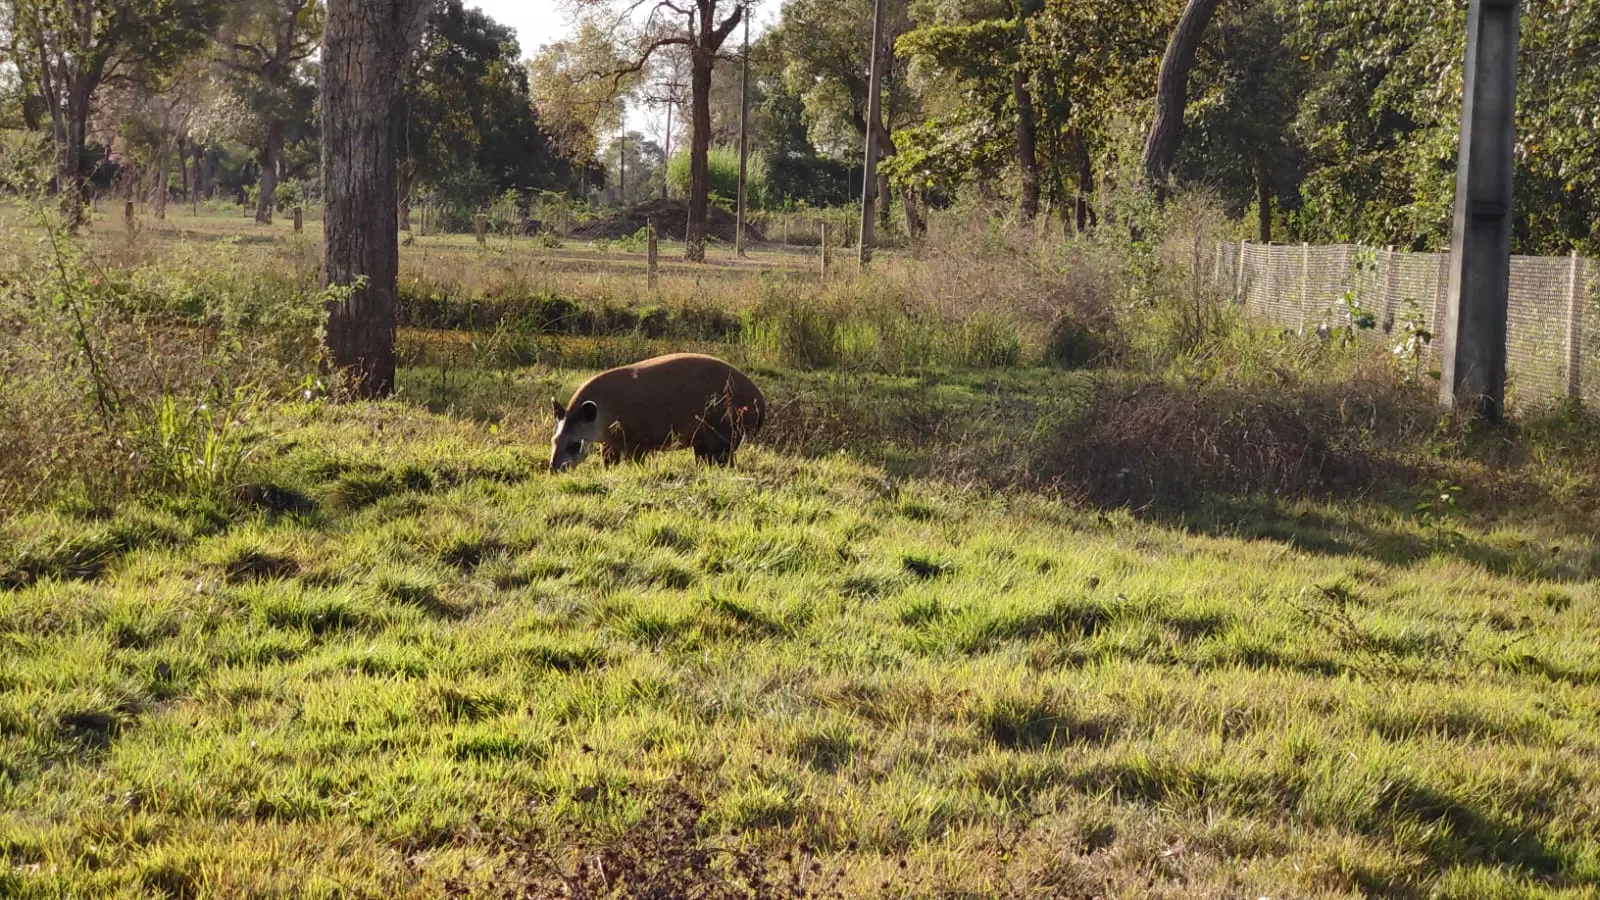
[321,0,431,399]
[1141,0,1222,196]
[1014,68,1040,222]
[1254,153,1272,243]
[685,49,714,262]
[55,102,88,232]
[256,122,282,224]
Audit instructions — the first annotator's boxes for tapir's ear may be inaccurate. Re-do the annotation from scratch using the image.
[578,400,599,423]
[551,398,566,421]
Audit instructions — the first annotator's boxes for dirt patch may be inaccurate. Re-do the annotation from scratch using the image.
[570,199,765,243]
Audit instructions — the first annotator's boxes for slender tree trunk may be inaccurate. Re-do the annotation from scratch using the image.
[397,161,413,231]
[256,121,282,224]
[153,146,169,220]
[176,138,190,201]
[685,48,714,262]
[1141,0,1222,196]
[1014,68,1040,222]
[1076,138,1095,233]
[321,0,431,399]
[1254,153,1272,243]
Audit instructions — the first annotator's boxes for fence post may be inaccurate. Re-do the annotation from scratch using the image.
[647,217,659,291]
[293,206,303,234]
[1568,249,1584,400]
[1381,245,1400,333]
[1213,241,1224,287]
[1236,239,1248,303]
[124,200,135,241]
[1432,250,1451,353]
[474,213,487,245]
[820,222,830,279]
[1299,242,1310,333]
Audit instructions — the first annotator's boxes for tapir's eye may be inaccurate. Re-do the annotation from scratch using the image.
[567,441,583,455]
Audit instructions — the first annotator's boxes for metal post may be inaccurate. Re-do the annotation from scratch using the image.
[735,10,751,259]
[647,217,659,291]
[857,0,886,268]
[1567,250,1584,399]
[1440,0,1522,420]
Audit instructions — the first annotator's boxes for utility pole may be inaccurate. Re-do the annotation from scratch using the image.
[735,5,751,258]
[858,0,886,268]
[1439,0,1522,421]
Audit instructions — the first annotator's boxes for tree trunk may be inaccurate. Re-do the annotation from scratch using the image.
[55,94,89,232]
[256,121,282,224]
[176,137,190,201]
[1076,139,1095,233]
[1254,153,1272,243]
[397,160,414,231]
[321,0,431,399]
[685,47,714,262]
[1014,67,1040,221]
[153,146,169,220]
[1141,0,1222,196]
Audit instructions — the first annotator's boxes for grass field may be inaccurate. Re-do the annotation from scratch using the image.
[4,203,1600,897]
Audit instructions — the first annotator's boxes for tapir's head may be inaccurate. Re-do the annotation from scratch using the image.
[549,397,601,473]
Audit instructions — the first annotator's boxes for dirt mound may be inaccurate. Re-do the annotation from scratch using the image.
[571,198,764,243]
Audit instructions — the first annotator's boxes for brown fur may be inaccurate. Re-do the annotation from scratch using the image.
[550,353,765,471]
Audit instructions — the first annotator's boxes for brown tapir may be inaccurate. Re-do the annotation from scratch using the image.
[548,353,766,472]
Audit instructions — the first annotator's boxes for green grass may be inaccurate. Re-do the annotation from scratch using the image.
[4,379,1600,898]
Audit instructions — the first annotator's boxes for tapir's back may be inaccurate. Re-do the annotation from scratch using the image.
[574,353,764,450]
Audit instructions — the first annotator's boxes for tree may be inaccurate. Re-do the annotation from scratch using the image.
[1141,0,1222,194]
[7,0,222,231]
[320,0,432,399]
[562,1,745,260]
[216,0,321,224]
[527,18,636,176]
[771,0,925,234]
[400,0,571,227]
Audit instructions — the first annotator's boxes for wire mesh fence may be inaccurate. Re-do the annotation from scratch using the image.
[1209,241,1596,409]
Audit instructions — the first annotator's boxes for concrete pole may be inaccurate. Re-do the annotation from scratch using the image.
[735,9,751,258]
[857,0,886,268]
[1439,0,1522,420]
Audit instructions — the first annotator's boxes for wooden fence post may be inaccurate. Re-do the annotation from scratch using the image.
[646,217,659,291]
[475,213,487,245]
[1568,249,1584,400]
[819,222,830,279]
[293,206,303,234]
[124,200,136,241]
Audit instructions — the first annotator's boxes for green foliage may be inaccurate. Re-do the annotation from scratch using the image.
[666,147,767,210]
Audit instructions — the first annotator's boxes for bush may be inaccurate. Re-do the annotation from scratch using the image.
[666,147,766,209]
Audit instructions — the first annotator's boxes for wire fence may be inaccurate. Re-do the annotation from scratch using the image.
[1209,241,1598,409]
